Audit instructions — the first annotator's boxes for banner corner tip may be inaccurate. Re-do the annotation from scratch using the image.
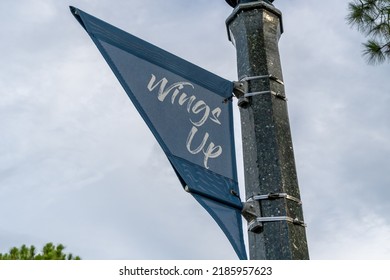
[69,6,77,15]
[69,6,87,30]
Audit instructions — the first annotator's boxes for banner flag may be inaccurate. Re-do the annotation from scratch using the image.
[71,7,247,260]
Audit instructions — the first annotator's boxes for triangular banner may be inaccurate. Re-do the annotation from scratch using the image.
[71,6,247,260]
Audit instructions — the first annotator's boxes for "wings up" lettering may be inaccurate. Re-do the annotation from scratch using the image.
[147,74,224,169]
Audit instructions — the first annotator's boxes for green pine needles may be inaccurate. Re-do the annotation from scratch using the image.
[0,243,81,260]
[347,0,390,64]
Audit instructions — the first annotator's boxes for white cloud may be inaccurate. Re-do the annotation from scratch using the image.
[1,0,389,260]
[310,210,390,259]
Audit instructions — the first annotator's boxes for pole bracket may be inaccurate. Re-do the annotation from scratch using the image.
[242,192,306,233]
[232,74,287,108]
[241,75,287,101]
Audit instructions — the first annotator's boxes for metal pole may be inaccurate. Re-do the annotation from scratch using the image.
[225,0,309,259]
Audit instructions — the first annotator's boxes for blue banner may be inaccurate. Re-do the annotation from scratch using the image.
[71,7,247,260]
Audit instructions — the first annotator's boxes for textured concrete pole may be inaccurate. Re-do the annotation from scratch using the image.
[226,1,309,259]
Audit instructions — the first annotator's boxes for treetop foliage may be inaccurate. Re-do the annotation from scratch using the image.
[0,243,81,260]
[347,0,390,64]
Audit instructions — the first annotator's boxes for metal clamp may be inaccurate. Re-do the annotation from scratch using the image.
[248,216,307,232]
[248,192,302,205]
[240,74,284,86]
[244,90,287,101]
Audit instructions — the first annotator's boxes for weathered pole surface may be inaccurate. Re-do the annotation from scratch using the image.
[225,0,309,259]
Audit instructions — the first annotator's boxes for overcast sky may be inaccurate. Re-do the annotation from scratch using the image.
[1,0,389,260]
